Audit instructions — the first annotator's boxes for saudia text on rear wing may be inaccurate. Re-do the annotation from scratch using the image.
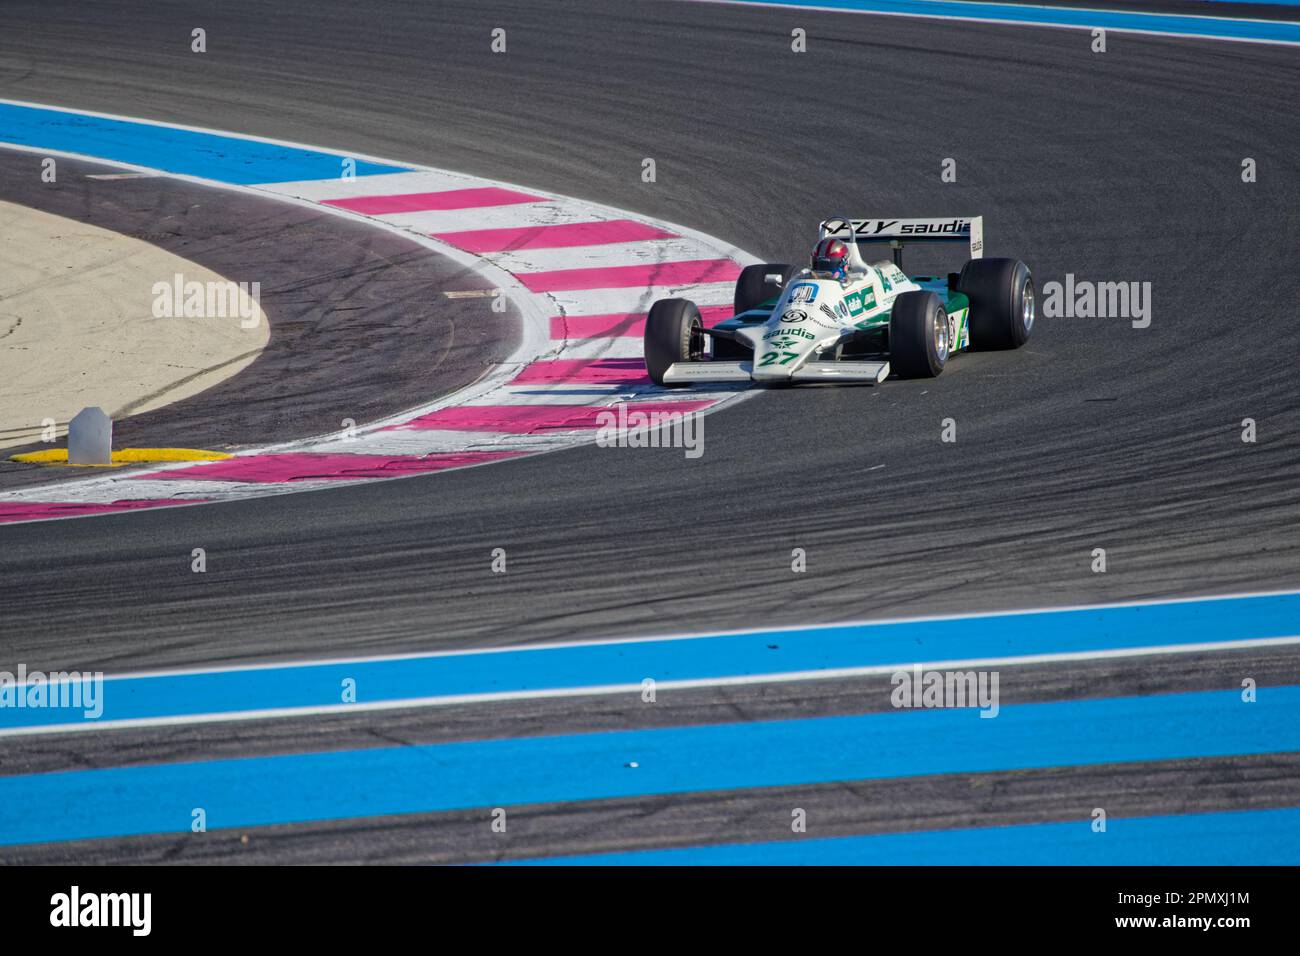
[820,217,984,264]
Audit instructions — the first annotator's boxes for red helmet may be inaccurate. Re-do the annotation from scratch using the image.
[811,237,850,276]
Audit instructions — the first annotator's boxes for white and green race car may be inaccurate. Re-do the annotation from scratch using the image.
[644,216,1034,386]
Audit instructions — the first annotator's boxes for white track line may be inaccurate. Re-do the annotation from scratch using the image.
[5,633,1296,738]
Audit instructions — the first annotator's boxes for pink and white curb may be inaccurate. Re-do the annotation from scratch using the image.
[0,103,759,525]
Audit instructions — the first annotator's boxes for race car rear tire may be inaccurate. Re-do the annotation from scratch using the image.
[644,298,704,387]
[889,291,949,378]
[734,263,795,315]
[957,257,1034,350]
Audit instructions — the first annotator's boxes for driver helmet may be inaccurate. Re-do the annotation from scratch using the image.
[811,237,850,279]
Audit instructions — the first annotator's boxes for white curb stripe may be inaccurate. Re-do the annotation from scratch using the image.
[485,237,724,274]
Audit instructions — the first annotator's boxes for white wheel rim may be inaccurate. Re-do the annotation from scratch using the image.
[934,312,949,362]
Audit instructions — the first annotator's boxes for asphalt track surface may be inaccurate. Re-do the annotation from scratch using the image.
[0,0,1298,863]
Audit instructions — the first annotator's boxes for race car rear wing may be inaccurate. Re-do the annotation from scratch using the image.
[819,217,984,266]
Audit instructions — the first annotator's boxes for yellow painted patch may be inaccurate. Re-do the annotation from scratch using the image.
[10,448,231,467]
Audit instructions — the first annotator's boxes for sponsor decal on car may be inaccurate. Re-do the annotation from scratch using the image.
[808,301,843,329]
[763,326,814,341]
[948,306,970,348]
[896,219,969,236]
[843,288,877,316]
[781,308,808,323]
[788,283,818,304]
[827,218,973,238]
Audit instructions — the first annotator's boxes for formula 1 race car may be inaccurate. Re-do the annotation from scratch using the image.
[644,216,1034,386]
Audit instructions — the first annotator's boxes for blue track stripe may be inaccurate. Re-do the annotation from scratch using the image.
[4,592,1300,732]
[728,0,1300,44]
[510,806,1300,865]
[0,103,408,184]
[0,685,1296,846]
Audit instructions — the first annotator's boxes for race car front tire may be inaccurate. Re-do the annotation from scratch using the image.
[644,298,704,387]
[957,257,1034,349]
[734,263,795,315]
[889,291,949,378]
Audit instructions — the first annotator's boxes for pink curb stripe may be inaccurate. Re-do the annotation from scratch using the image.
[131,452,524,484]
[388,401,717,434]
[322,187,544,215]
[509,359,649,386]
[518,259,740,292]
[432,219,677,253]
[0,499,207,524]
[550,305,735,339]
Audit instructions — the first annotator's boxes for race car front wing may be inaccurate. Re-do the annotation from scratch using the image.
[661,360,890,385]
